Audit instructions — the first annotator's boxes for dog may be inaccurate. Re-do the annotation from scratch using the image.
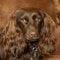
[0,8,56,60]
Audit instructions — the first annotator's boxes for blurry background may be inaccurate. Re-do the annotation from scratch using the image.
[0,0,60,59]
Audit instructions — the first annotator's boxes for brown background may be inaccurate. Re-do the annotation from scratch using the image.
[0,0,60,59]
[0,0,56,28]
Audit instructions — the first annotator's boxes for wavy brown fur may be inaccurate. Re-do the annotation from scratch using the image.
[0,8,56,60]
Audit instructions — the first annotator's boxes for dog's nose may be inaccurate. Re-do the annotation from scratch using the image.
[30,31,37,37]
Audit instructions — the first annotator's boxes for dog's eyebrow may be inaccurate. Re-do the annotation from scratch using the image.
[15,11,25,20]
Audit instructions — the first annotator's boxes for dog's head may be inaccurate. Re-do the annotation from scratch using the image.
[12,8,56,44]
[11,8,56,56]
[12,8,48,43]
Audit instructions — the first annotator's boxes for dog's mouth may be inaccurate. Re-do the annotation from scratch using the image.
[29,40,39,52]
[25,39,40,53]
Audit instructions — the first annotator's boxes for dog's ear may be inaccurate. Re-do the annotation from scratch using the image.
[38,11,56,55]
[2,20,16,35]
[39,11,56,35]
[44,12,56,35]
[2,11,20,35]
[4,10,24,34]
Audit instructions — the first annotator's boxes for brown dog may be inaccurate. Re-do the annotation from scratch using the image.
[0,8,56,60]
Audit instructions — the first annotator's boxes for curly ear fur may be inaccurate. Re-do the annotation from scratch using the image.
[38,12,56,56]
[0,19,26,60]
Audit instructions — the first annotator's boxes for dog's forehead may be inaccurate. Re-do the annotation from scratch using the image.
[20,10,40,18]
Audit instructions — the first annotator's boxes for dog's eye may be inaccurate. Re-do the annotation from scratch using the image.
[20,17,29,24]
[32,15,37,20]
[32,15,40,22]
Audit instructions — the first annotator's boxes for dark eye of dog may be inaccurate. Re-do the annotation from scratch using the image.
[32,15,41,22]
[20,17,29,24]
[32,15,37,20]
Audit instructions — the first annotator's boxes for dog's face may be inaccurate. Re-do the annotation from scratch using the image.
[15,9,45,42]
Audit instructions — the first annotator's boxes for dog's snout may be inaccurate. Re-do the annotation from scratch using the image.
[25,25,39,41]
[28,26,39,40]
